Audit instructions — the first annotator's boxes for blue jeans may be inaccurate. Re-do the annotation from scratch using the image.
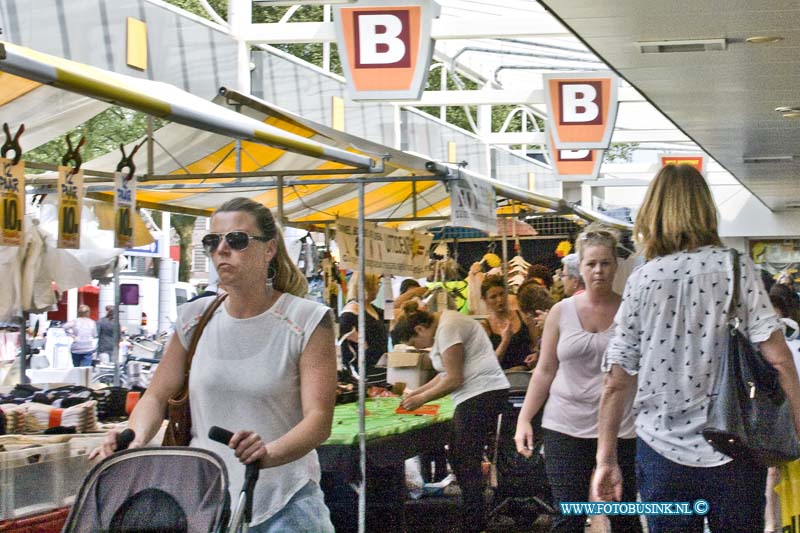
[636,438,766,533]
[249,481,334,533]
[71,351,94,367]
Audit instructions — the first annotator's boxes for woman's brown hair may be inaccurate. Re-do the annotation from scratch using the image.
[391,301,434,344]
[634,164,722,260]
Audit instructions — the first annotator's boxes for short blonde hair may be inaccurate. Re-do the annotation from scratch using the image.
[575,223,618,263]
[634,164,721,260]
[346,272,381,301]
[78,304,91,317]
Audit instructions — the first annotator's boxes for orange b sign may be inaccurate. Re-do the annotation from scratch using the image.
[659,153,706,175]
[544,72,619,150]
[334,0,439,100]
[546,131,604,181]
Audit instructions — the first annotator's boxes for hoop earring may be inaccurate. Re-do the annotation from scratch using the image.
[267,263,276,285]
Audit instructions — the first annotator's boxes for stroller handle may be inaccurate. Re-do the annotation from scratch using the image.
[115,429,136,451]
[209,426,260,528]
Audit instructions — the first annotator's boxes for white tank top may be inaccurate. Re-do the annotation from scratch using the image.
[542,297,635,439]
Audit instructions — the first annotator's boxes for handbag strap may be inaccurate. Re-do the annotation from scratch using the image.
[175,293,228,400]
[728,249,745,329]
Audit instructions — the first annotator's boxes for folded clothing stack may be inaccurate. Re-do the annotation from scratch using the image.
[21,400,98,434]
[0,404,26,434]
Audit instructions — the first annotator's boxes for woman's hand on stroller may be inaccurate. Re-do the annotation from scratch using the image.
[89,429,140,460]
[513,421,535,458]
[229,430,271,468]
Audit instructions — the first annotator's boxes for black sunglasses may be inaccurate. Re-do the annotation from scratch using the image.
[201,231,270,255]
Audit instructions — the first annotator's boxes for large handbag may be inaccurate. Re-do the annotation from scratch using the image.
[702,249,800,466]
[162,293,227,446]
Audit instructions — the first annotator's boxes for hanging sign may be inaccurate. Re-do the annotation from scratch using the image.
[57,166,83,249]
[335,218,432,277]
[450,173,497,234]
[333,0,440,100]
[546,130,604,181]
[544,71,619,150]
[114,172,136,249]
[659,153,706,175]
[0,157,25,246]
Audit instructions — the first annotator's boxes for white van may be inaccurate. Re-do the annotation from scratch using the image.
[109,276,197,336]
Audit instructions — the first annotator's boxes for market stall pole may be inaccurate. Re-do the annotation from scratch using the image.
[356,178,367,533]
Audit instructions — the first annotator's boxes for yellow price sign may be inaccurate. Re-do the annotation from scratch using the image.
[57,166,84,249]
[114,172,136,249]
[0,157,25,246]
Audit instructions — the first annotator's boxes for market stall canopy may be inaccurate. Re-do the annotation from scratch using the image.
[0,41,630,231]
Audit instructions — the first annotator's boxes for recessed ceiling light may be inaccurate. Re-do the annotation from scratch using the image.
[637,38,727,54]
[776,106,800,118]
[746,36,784,44]
[743,155,794,163]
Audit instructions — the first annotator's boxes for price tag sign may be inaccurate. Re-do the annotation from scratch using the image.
[450,173,497,234]
[114,171,136,249]
[0,157,25,246]
[57,165,84,249]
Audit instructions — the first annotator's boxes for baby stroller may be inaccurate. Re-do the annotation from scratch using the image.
[488,371,555,531]
[63,427,257,533]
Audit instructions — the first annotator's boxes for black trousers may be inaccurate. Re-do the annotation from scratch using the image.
[448,388,509,533]
[543,428,642,533]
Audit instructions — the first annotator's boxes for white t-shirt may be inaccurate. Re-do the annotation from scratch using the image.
[604,246,781,466]
[429,311,509,405]
[175,293,331,526]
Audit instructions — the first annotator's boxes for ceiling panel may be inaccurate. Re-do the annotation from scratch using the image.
[540,0,800,211]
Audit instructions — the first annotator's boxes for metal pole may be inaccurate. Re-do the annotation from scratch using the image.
[277,176,285,225]
[357,179,367,533]
[18,314,29,384]
[235,104,242,174]
[113,258,121,387]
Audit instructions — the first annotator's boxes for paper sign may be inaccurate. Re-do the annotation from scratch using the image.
[114,171,136,249]
[395,404,440,416]
[450,173,497,234]
[57,166,84,249]
[0,157,25,246]
[336,218,432,277]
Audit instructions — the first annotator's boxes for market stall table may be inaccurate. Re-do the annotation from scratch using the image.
[317,396,455,533]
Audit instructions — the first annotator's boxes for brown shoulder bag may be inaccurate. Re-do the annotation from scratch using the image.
[162,293,228,446]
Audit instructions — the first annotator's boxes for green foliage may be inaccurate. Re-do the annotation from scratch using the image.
[604,142,640,163]
[25,107,166,167]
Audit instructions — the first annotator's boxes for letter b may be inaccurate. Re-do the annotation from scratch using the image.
[561,82,601,123]
[355,12,410,67]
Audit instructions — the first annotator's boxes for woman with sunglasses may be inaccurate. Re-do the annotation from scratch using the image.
[391,301,509,533]
[92,197,337,533]
[513,224,641,533]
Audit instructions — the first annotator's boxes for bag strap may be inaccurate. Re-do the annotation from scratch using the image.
[175,293,228,399]
[728,249,745,329]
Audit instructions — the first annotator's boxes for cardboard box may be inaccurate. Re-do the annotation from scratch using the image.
[377,350,437,389]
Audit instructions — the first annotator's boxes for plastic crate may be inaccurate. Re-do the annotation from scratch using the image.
[0,434,105,520]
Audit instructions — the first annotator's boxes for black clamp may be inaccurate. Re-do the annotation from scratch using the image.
[61,134,86,173]
[116,140,146,182]
[1,123,25,165]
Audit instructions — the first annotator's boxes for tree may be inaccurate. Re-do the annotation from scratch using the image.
[171,215,197,282]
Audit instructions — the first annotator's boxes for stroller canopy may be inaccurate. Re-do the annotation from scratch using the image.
[64,447,230,533]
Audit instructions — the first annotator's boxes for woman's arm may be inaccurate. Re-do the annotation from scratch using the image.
[394,286,427,308]
[760,330,800,438]
[91,332,188,458]
[401,343,465,410]
[235,312,337,469]
[591,364,637,502]
[514,303,561,456]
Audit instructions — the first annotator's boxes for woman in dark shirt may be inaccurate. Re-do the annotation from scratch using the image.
[340,273,388,384]
[480,275,536,370]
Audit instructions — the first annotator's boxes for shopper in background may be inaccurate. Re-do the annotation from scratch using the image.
[516,280,555,368]
[560,253,585,298]
[591,164,800,532]
[92,197,337,532]
[339,272,388,384]
[392,302,509,533]
[64,304,97,367]
[514,225,641,533]
[480,274,537,371]
[96,305,115,364]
